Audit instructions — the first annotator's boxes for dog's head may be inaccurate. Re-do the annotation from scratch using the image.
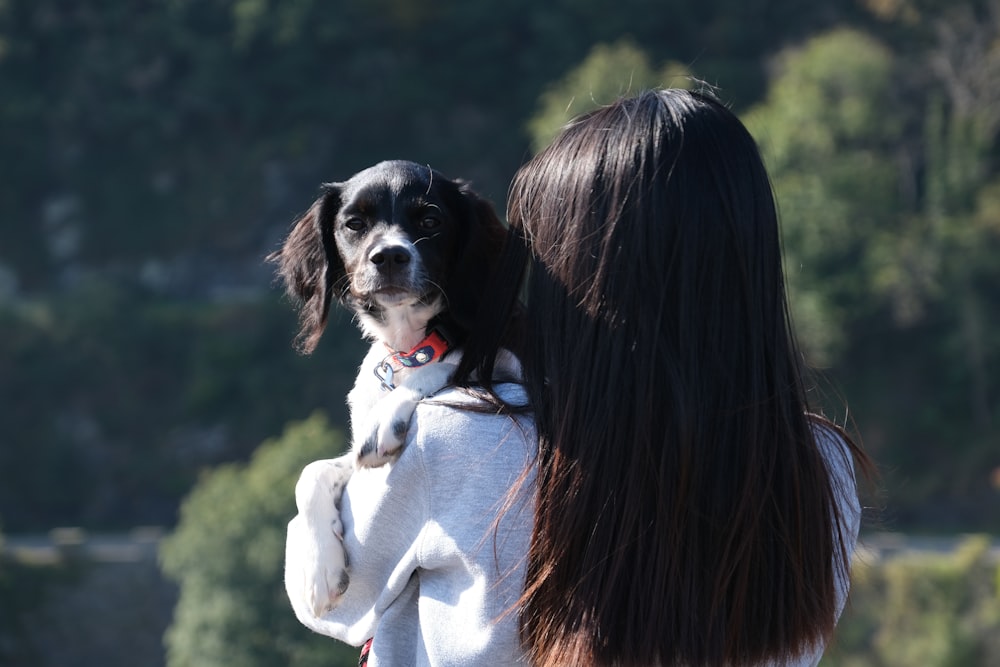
[270,160,506,353]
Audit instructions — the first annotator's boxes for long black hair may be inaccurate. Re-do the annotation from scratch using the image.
[459,88,871,666]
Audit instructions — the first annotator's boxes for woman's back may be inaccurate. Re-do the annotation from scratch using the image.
[490,88,871,666]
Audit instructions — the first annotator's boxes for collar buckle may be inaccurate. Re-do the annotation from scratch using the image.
[374,359,396,391]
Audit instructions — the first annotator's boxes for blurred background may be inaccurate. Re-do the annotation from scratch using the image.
[1,0,998,665]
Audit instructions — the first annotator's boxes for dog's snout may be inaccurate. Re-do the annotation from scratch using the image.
[369,244,412,268]
[355,235,420,298]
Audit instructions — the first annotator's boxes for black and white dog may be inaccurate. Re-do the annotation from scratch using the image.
[269,160,513,617]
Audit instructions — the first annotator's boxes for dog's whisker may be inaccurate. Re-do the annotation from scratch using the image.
[412,233,442,247]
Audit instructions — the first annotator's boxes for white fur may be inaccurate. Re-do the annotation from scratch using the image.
[356,295,445,354]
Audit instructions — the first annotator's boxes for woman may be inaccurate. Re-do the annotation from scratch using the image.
[477,87,871,666]
[287,87,870,666]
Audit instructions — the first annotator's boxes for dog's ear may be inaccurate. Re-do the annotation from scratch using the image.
[445,183,508,331]
[267,184,345,353]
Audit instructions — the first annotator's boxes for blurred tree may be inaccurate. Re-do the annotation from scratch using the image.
[160,413,358,667]
[527,39,693,152]
[743,28,900,365]
[824,536,1000,666]
[866,0,1000,521]
[920,2,1000,437]
[4,0,843,290]
[0,0,992,540]
[0,286,366,530]
[744,20,1000,527]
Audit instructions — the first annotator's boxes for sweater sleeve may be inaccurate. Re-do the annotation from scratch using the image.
[285,428,433,645]
[780,424,862,667]
[817,423,862,613]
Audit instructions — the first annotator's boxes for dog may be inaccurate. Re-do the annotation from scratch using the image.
[269,160,511,618]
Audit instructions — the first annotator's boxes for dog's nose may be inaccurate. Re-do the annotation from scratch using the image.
[369,244,411,268]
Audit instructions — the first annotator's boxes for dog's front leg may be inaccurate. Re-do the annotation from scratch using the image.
[356,361,457,468]
[287,454,353,617]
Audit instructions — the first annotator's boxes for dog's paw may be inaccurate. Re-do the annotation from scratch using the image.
[287,514,350,618]
[355,361,456,468]
[356,388,417,467]
[306,530,350,616]
[290,457,354,616]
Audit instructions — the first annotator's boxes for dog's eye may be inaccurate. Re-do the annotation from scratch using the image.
[344,218,365,232]
[418,215,442,231]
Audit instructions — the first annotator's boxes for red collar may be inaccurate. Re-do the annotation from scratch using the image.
[375,328,453,391]
[384,329,451,370]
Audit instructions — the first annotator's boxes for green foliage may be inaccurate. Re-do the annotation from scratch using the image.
[743,23,1000,527]
[0,0,994,550]
[0,283,365,530]
[160,413,358,667]
[2,0,868,536]
[2,0,807,280]
[744,29,900,365]
[527,39,693,152]
[748,30,899,168]
[823,536,1000,666]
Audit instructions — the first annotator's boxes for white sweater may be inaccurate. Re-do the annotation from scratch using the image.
[288,391,860,667]
[289,382,536,666]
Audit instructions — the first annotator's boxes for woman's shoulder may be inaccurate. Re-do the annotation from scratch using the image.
[408,383,534,460]
[808,415,862,535]
[808,417,855,474]
[414,382,530,430]
[429,381,528,407]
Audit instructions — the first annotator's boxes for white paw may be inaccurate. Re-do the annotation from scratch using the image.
[301,520,350,617]
[291,457,354,616]
[355,388,416,468]
[286,514,350,619]
[354,362,456,468]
